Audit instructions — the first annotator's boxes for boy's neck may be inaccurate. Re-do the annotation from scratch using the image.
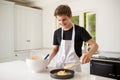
[63,23,73,31]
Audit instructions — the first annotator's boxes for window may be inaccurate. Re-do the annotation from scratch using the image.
[71,15,79,25]
[72,11,96,49]
[86,12,96,41]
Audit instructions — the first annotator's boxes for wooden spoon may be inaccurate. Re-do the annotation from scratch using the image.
[64,62,81,69]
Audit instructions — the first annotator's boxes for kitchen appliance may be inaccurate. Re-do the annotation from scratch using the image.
[91,55,120,79]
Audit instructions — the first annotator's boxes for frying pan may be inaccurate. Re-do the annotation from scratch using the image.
[50,69,74,79]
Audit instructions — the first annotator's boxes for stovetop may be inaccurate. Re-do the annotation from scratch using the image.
[92,56,120,61]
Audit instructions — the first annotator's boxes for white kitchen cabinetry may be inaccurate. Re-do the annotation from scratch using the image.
[14,5,42,51]
[0,1,14,62]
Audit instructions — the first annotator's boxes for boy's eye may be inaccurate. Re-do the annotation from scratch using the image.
[63,19,66,21]
[58,20,61,21]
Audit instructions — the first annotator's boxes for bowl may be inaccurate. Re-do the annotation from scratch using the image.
[26,58,49,73]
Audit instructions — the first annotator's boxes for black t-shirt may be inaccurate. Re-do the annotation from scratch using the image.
[53,25,92,57]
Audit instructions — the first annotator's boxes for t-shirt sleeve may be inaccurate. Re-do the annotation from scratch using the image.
[81,27,92,42]
[53,31,59,45]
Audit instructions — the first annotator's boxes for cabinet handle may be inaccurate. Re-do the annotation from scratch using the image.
[26,40,30,42]
[15,54,18,56]
[108,73,115,77]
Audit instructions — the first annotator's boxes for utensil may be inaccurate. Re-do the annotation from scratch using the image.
[50,69,74,79]
[64,62,81,69]
[44,54,49,60]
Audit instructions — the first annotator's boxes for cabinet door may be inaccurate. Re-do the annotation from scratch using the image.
[0,1,14,61]
[14,5,42,50]
[90,60,115,78]
[29,8,42,49]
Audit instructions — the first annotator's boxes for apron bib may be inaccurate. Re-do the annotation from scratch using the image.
[56,24,81,72]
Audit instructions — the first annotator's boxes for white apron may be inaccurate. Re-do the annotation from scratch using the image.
[56,24,81,72]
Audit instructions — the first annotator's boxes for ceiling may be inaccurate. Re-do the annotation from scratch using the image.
[6,0,64,9]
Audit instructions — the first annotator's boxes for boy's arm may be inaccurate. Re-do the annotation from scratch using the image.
[81,39,98,64]
[48,45,59,64]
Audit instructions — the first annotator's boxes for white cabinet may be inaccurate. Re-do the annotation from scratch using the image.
[0,1,42,62]
[14,5,42,50]
[0,1,14,61]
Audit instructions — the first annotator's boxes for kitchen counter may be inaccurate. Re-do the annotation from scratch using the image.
[0,60,115,80]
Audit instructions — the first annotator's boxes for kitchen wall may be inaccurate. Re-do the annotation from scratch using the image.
[42,0,120,53]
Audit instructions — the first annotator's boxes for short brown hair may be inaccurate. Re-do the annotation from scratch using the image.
[54,5,72,17]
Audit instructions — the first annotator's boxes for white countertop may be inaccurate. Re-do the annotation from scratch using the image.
[0,60,115,80]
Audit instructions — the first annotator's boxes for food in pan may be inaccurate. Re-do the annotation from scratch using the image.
[57,70,68,76]
[50,69,74,79]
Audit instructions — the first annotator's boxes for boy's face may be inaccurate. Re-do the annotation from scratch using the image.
[56,15,72,28]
